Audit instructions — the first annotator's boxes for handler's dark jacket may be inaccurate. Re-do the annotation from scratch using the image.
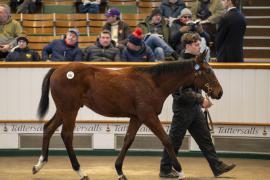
[138,16,170,43]
[5,47,40,61]
[172,52,204,111]
[84,39,121,62]
[103,20,131,46]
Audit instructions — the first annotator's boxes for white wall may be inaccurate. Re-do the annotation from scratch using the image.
[0,67,269,123]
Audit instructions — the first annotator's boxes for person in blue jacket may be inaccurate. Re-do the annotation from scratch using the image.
[121,28,155,62]
[5,36,40,61]
[42,29,83,61]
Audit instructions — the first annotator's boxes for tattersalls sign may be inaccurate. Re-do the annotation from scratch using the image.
[0,123,269,137]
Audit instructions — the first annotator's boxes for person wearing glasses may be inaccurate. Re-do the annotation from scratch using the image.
[170,8,210,60]
[5,36,40,61]
[159,32,236,179]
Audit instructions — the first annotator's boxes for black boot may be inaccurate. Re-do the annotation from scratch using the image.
[214,163,236,177]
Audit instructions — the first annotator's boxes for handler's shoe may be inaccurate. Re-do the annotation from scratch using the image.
[159,169,179,178]
[214,163,236,177]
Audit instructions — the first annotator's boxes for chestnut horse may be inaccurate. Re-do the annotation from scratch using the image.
[33,52,222,180]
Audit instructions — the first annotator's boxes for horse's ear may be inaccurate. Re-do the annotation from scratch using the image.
[196,50,208,64]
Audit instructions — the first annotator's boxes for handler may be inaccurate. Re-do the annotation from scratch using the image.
[159,32,236,179]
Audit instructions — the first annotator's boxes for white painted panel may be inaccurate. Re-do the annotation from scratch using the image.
[229,70,244,122]
[255,70,269,123]
[242,69,256,122]
[0,134,18,149]
[94,133,114,149]
[0,68,8,119]
[0,68,270,124]
[6,69,20,120]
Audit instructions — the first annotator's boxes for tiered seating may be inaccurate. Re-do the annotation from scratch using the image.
[137,1,161,13]
[42,0,76,14]
[10,0,270,61]
[54,14,89,35]
[242,0,270,60]
[22,14,54,35]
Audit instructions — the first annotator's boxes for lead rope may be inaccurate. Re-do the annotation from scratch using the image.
[204,94,214,133]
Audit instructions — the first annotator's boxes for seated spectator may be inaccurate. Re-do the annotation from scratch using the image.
[0,4,23,60]
[191,0,224,56]
[138,8,178,61]
[78,0,101,14]
[160,0,186,26]
[103,8,131,50]
[170,8,210,60]
[122,28,155,62]
[42,29,83,61]
[6,36,40,61]
[84,30,121,61]
[10,0,42,14]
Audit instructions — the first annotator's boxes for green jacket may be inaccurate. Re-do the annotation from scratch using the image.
[137,16,170,43]
[0,17,23,48]
[191,0,224,24]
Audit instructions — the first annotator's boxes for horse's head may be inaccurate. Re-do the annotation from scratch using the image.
[193,50,223,99]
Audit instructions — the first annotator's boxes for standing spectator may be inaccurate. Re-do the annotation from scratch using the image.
[6,36,40,61]
[78,0,101,14]
[138,8,178,61]
[159,32,236,178]
[84,30,121,61]
[170,8,210,58]
[216,0,246,62]
[103,8,131,50]
[160,0,186,26]
[122,28,155,62]
[42,29,83,61]
[0,4,23,60]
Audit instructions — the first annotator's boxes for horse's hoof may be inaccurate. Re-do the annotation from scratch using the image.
[81,176,89,180]
[118,174,127,180]
[32,166,38,174]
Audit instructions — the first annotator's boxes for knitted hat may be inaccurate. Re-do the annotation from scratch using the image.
[17,36,29,44]
[128,28,143,46]
[105,8,121,17]
[179,8,192,18]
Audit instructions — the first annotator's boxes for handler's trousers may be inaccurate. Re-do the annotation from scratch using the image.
[160,105,222,175]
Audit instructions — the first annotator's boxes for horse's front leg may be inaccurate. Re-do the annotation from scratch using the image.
[143,114,185,180]
[33,111,63,174]
[115,117,142,180]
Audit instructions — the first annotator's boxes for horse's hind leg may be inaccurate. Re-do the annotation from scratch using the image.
[143,116,184,179]
[33,110,63,174]
[115,117,142,180]
[61,111,88,180]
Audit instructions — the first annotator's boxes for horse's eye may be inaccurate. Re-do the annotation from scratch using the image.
[206,68,211,73]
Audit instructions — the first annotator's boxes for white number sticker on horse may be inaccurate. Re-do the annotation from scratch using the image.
[66,71,75,79]
[194,64,200,71]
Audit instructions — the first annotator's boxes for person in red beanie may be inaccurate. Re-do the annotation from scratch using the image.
[121,28,155,62]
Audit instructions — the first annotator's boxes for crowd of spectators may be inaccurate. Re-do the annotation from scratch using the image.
[0,0,246,62]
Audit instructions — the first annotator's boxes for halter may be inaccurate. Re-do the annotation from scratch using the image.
[194,64,217,95]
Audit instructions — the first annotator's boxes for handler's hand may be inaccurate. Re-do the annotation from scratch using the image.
[202,98,213,109]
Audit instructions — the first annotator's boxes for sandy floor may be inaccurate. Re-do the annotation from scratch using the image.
[0,156,269,180]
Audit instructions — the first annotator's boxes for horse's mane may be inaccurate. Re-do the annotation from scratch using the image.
[134,59,195,75]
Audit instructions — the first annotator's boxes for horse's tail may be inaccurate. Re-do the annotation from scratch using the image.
[37,68,56,119]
